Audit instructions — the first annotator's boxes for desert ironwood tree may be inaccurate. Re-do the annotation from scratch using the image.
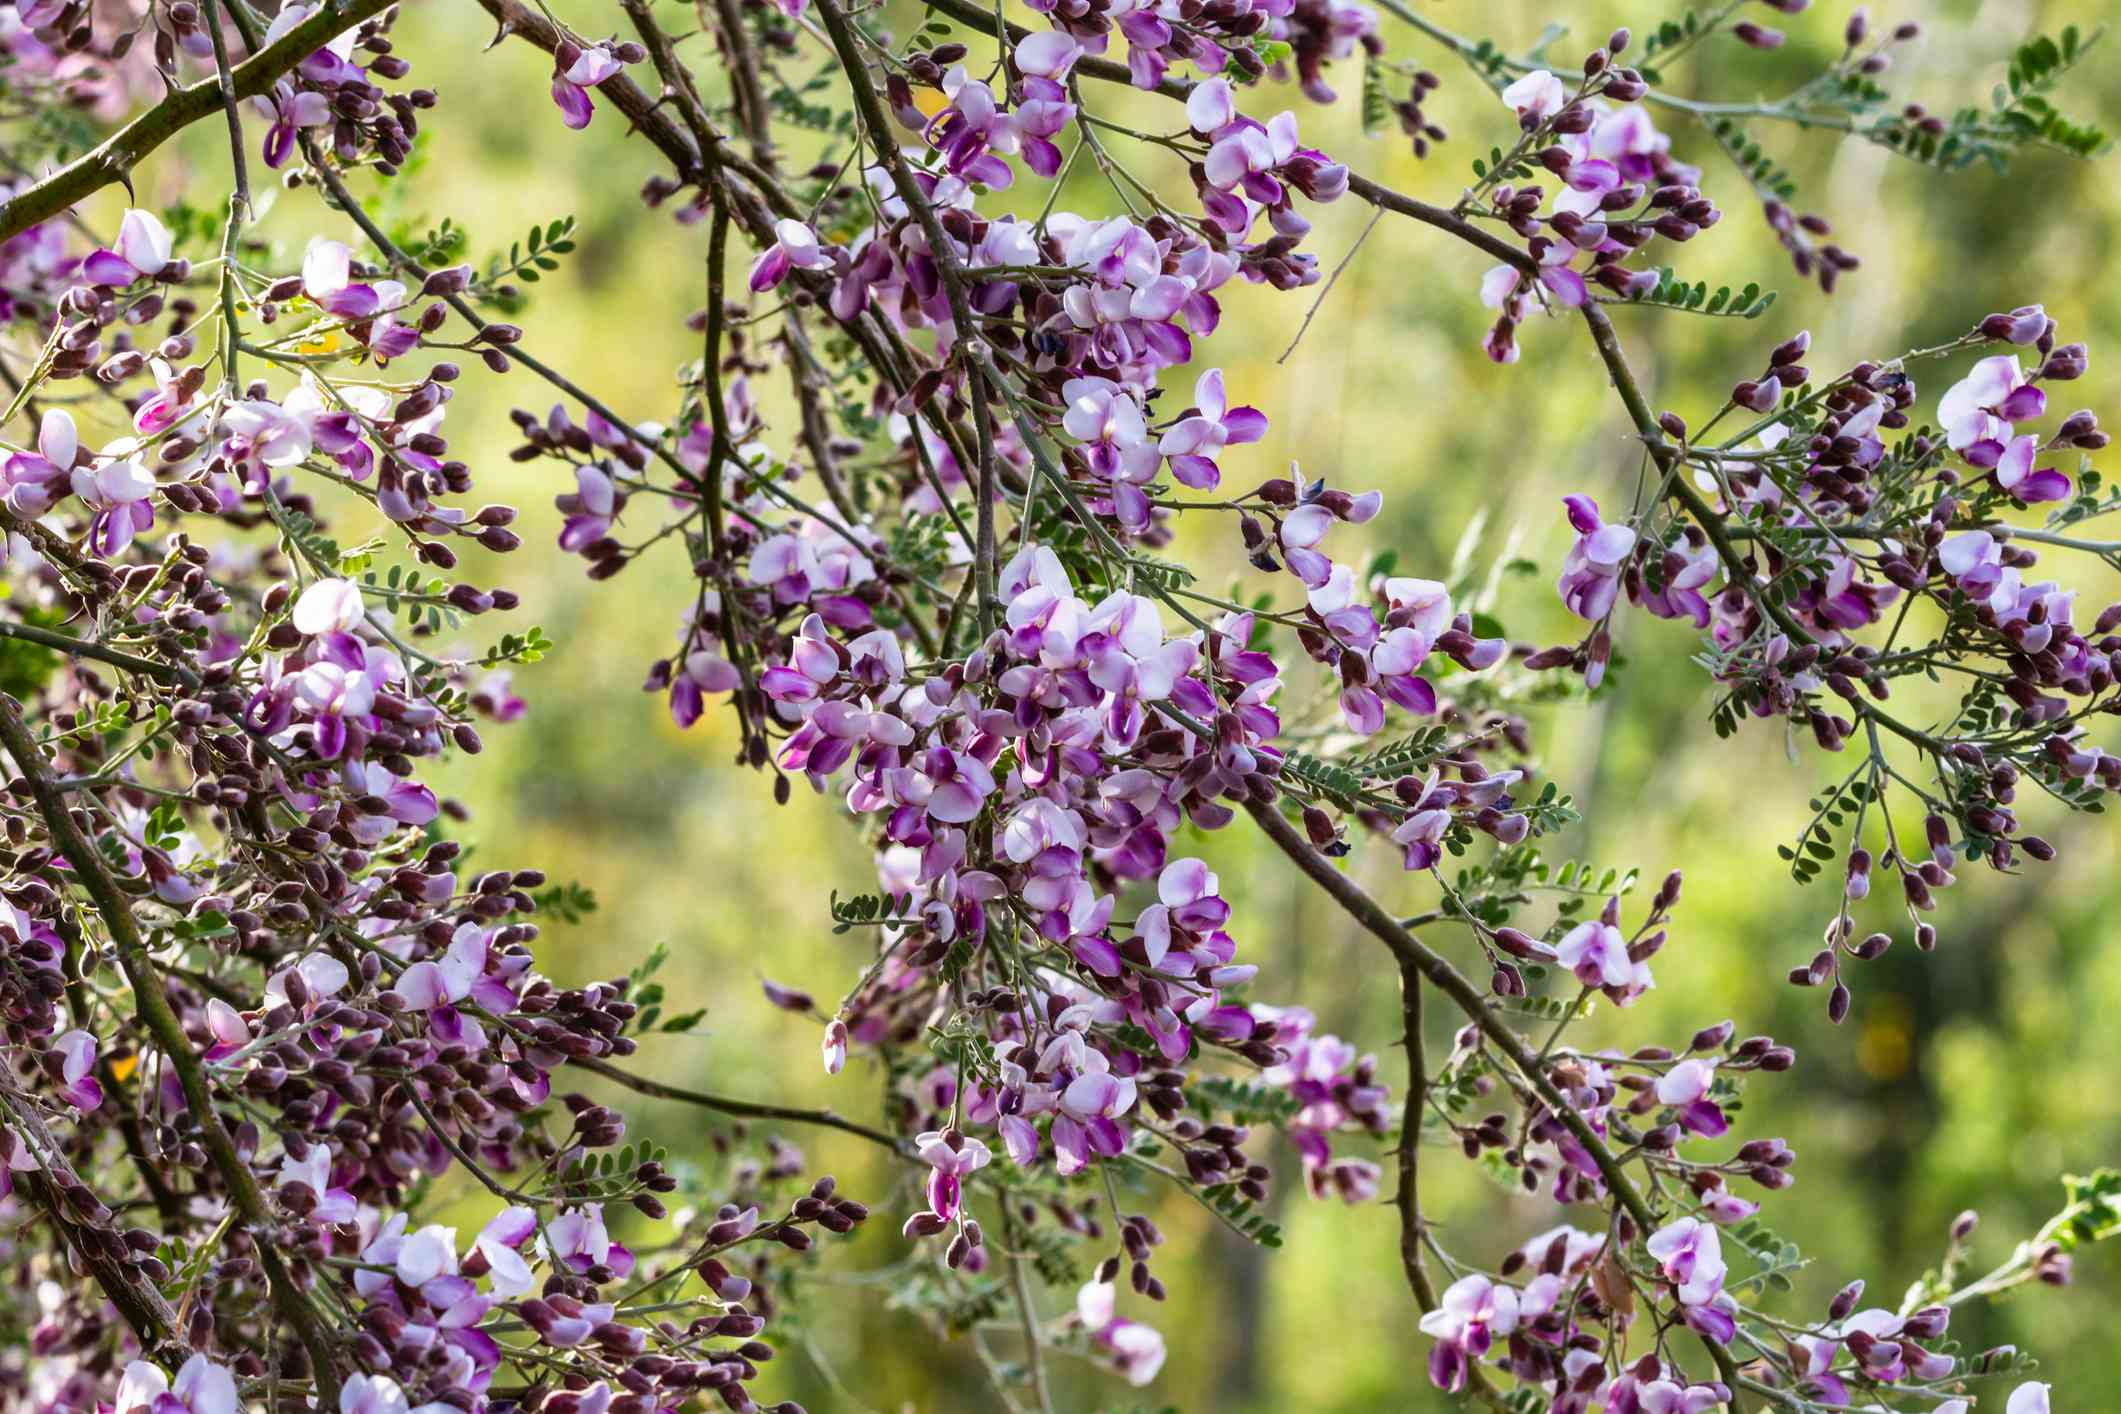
[0,0,2116,1410]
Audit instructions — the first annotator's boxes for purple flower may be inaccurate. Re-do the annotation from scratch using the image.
[1077,1281,1167,1386]
[1637,539,1720,625]
[277,1143,358,1225]
[927,67,1023,188]
[339,1374,412,1414]
[1157,368,1266,490]
[50,1029,100,1111]
[114,1354,238,1414]
[292,577,367,636]
[68,457,155,556]
[549,1203,636,1278]
[552,44,626,130]
[1557,495,1635,621]
[1418,1274,1519,1391]
[1501,69,1566,122]
[1555,919,1651,1000]
[80,208,174,287]
[2009,1383,2054,1414]
[911,1129,990,1227]
[1993,432,2071,502]
[2,408,77,515]
[748,218,830,292]
[1939,354,2031,462]
[1646,1217,1726,1307]
[253,79,331,168]
[1653,1057,1727,1137]
[557,464,619,551]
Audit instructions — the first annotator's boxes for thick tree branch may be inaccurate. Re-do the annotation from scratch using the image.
[0,695,344,1399]
[0,0,399,243]
[0,620,202,689]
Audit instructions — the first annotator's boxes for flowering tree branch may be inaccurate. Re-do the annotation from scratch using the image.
[0,694,347,1402]
[0,0,400,244]
[0,1,2114,1412]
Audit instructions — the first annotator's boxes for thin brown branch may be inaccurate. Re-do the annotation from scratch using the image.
[569,1054,913,1155]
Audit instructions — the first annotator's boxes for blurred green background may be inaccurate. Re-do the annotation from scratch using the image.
[102,0,2121,1406]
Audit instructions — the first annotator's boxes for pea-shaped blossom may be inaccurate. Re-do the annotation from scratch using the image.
[1555,918,1652,1002]
[50,1029,100,1110]
[2007,1384,2053,1414]
[551,43,626,129]
[131,357,194,435]
[1607,1376,1728,1414]
[548,1203,636,1278]
[264,951,350,1014]
[1939,354,2044,461]
[1077,1280,1167,1387]
[253,78,332,168]
[557,464,619,551]
[1645,1217,1727,1309]
[69,456,155,555]
[907,1129,990,1234]
[80,208,175,287]
[2,408,78,515]
[1937,353,2071,501]
[473,1206,539,1297]
[1654,1056,1727,1137]
[293,576,367,635]
[1501,68,1568,123]
[1186,81,1347,235]
[276,1142,358,1224]
[1636,538,1720,626]
[1418,1273,1519,1392]
[1082,592,1199,747]
[1011,31,1080,176]
[339,1373,419,1414]
[1157,367,1267,490]
[114,1355,238,1414]
[1557,495,1635,621]
[748,219,830,292]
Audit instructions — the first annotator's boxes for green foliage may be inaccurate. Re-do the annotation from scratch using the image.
[1190,1075,1305,1126]
[560,1138,672,1201]
[0,607,62,699]
[1194,1180,1284,1247]
[829,890,919,932]
[1869,27,2110,169]
[1706,118,1799,203]
[489,216,579,293]
[1629,268,1777,320]
[2050,1168,2121,1252]
[532,880,600,924]
[1777,776,1870,886]
[1721,1215,1807,1294]
[1360,57,1393,141]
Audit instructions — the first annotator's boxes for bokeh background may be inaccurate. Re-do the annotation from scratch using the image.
[93,0,2121,1406]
